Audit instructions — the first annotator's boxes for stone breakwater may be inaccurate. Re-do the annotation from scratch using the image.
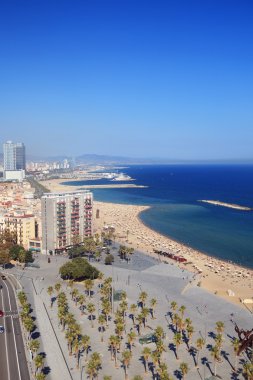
[199,200,252,211]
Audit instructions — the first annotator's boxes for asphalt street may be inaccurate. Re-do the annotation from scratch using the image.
[0,274,30,380]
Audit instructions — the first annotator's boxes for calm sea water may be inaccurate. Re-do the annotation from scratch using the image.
[63,165,253,268]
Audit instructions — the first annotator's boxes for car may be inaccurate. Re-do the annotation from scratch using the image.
[0,326,4,333]
[0,310,3,317]
[1,275,6,280]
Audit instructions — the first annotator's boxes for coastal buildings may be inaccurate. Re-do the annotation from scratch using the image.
[3,141,26,181]
[0,181,42,251]
[41,190,93,254]
[0,212,40,250]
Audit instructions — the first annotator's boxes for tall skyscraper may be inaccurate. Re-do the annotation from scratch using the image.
[41,190,93,254]
[3,141,26,171]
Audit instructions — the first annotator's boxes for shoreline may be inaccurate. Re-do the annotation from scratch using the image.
[138,208,253,273]
[39,178,147,190]
[40,178,253,307]
[93,200,253,308]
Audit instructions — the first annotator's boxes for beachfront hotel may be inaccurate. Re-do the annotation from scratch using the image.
[41,190,93,254]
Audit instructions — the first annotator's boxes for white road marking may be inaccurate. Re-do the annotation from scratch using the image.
[1,284,10,380]
[3,281,22,380]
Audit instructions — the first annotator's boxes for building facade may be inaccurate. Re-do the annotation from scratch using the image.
[3,141,26,171]
[41,190,93,254]
[0,213,38,250]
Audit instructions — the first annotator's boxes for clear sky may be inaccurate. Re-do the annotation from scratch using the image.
[0,0,252,160]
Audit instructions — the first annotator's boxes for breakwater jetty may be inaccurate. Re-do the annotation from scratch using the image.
[199,200,252,211]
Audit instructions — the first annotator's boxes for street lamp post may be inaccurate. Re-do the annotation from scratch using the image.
[80,365,84,380]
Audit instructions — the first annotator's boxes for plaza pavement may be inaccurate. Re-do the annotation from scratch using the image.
[6,249,253,380]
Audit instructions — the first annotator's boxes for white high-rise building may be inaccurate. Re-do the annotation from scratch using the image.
[3,141,26,171]
[41,190,93,255]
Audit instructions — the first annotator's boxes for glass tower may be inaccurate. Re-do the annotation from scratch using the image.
[3,141,26,171]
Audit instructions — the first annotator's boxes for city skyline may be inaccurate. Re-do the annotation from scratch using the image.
[0,1,253,160]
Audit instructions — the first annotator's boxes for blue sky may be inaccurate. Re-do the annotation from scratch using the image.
[0,0,252,159]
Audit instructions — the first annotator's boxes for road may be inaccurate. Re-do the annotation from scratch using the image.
[0,274,30,380]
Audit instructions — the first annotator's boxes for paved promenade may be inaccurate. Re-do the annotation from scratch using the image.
[6,249,253,380]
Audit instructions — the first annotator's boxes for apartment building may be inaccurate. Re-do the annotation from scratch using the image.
[41,190,93,254]
[0,213,38,250]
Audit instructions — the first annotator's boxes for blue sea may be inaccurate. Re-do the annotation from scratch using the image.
[63,165,253,269]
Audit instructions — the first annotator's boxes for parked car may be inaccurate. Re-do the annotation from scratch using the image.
[0,310,3,317]
[0,326,4,333]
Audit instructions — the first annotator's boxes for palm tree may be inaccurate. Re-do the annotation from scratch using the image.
[65,329,75,355]
[173,332,182,360]
[22,302,31,316]
[139,291,148,308]
[47,286,54,308]
[130,304,137,324]
[34,354,44,375]
[179,362,189,380]
[127,331,136,352]
[102,299,111,326]
[242,362,253,380]
[151,351,160,373]
[109,335,120,367]
[18,291,27,306]
[177,316,185,333]
[170,301,177,314]
[87,302,96,327]
[54,282,61,294]
[210,345,220,377]
[29,339,40,359]
[185,318,192,329]
[84,279,94,298]
[98,314,106,341]
[157,362,172,380]
[186,324,194,348]
[215,333,223,353]
[142,347,151,373]
[156,340,166,360]
[86,355,100,380]
[71,288,79,303]
[179,305,186,318]
[23,316,34,340]
[121,290,127,301]
[119,300,128,321]
[73,337,81,368]
[78,294,86,314]
[109,335,116,361]
[215,321,225,335]
[121,350,132,380]
[136,314,143,335]
[195,337,205,367]
[231,338,240,372]
[81,334,90,362]
[115,322,125,348]
[172,313,180,332]
[58,306,67,330]
[35,373,46,380]
[155,326,165,341]
[150,298,157,319]
[141,307,149,328]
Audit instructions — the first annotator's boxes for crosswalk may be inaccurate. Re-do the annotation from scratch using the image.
[2,311,19,319]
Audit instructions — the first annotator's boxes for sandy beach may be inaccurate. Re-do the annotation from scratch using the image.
[40,178,253,308]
